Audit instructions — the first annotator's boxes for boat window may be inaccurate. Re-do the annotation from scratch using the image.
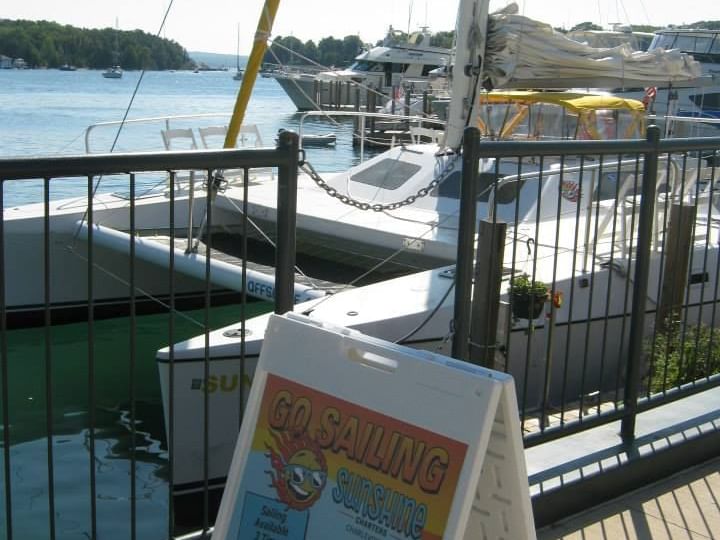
[391,63,408,74]
[650,33,676,50]
[478,102,579,140]
[710,38,720,54]
[674,35,712,54]
[421,64,441,76]
[349,159,421,190]
[350,60,382,72]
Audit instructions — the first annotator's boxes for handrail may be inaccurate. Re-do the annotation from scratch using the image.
[84,113,234,153]
[0,147,288,181]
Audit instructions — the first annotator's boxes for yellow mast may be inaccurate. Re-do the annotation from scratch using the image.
[224,0,281,148]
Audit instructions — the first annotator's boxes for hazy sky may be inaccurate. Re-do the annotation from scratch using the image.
[4,1,719,55]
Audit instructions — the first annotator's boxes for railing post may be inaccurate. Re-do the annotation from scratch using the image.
[621,125,661,441]
[275,130,299,314]
[452,127,481,361]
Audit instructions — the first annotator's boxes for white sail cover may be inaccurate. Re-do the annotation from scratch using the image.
[484,3,702,89]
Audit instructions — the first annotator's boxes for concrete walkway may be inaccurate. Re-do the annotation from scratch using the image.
[537,457,719,539]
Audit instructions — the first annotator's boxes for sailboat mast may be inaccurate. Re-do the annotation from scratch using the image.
[443,0,489,151]
[236,23,241,71]
[225,0,281,148]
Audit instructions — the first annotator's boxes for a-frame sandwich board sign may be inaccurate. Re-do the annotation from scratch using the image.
[213,313,536,540]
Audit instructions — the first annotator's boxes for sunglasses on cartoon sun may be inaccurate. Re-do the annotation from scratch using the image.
[284,465,327,488]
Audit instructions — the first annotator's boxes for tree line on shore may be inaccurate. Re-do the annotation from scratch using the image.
[4,17,719,72]
[265,31,455,68]
[0,19,193,70]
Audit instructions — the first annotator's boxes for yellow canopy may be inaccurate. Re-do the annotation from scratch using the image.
[478,91,646,114]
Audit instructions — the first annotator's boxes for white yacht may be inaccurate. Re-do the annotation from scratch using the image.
[644,28,720,121]
[273,27,451,111]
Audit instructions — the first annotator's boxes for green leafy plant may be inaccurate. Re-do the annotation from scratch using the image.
[508,274,549,319]
[509,274,549,297]
[646,321,720,394]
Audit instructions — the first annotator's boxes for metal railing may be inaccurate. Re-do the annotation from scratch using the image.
[0,134,300,540]
[453,126,720,447]
[2,126,720,539]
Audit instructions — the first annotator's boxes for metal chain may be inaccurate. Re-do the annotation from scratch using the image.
[300,154,458,212]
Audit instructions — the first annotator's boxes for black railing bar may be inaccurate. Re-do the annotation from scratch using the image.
[275,131,300,315]
[579,157,605,416]
[1,180,13,539]
[524,406,627,448]
[621,126,662,440]
[559,155,586,421]
[508,158,526,419]
[706,155,720,380]
[167,171,177,538]
[670,154,692,387]
[129,173,138,540]
[476,138,655,158]
[682,155,705,383]
[616,157,643,403]
[86,175,98,539]
[43,177,57,540]
[202,169,213,531]
[0,147,292,180]
[620,157,644,403]
[595,156,624,417]
[526,155,546,429]
[658,137,720,152]
[540,154,565,424]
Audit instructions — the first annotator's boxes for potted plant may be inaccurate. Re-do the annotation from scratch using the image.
[509,274,549,319]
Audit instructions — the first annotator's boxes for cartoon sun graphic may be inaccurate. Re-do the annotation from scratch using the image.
[265,429,328,511]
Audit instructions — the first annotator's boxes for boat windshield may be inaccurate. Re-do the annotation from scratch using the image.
[349,60,384,72]
[650,31,719,55]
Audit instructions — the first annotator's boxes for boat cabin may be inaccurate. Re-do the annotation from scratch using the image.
[649,28,720,64]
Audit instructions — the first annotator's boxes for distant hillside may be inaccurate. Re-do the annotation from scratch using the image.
[189,51,247,70]
[0,19,192,69]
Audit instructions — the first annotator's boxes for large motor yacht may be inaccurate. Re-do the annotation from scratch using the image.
[272,27,451,111]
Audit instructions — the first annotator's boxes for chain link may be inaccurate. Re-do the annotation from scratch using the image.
[300,154,458,212]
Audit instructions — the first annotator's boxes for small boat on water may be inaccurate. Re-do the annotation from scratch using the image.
[233,22,243,81]
[102,65,122,78]
[59,64,77,71]
[276,128,336,147]
[102,18,122,79]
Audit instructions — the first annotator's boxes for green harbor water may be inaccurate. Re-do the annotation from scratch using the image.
[0,302,270,539]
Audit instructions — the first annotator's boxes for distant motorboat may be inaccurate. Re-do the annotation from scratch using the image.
[276,128,336,147]
[102,65,123,79]
[59,64,77,71]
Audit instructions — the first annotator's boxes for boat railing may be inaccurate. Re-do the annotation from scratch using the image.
[298,109,445,160]
[84,113,237,154]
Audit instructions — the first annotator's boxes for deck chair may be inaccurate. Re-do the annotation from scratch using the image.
[409,126,444,144]
[160,128,203,191]
[197,124,272,183]
[198,125,229,149]
[161,127,199,151]
[197,124,265,149]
